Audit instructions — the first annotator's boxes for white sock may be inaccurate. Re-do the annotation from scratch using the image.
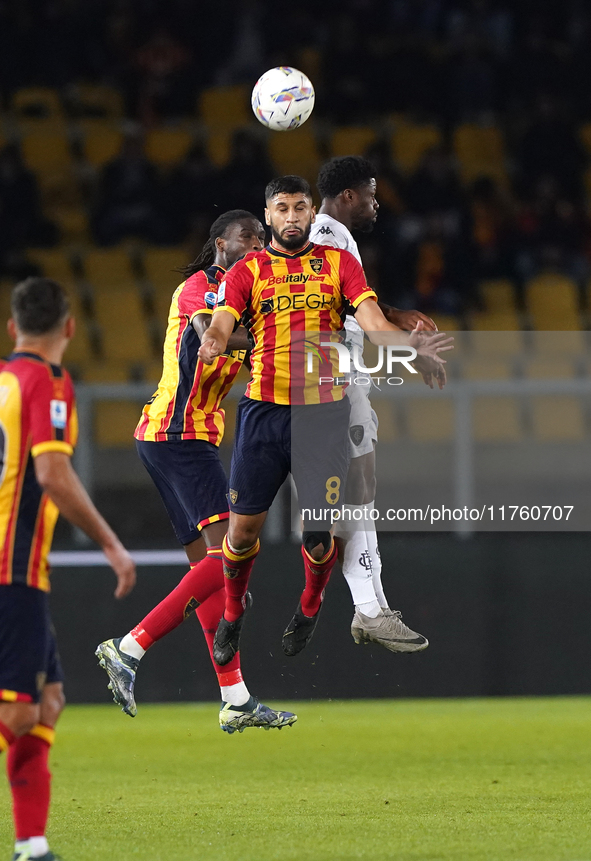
[366,504,389,609]
[357,599,382,618]
[340,525,377,607]
[15,837,49,858]
[119,633,146,660]
[221,681,250,706]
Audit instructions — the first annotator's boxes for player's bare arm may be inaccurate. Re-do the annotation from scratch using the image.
[378,302,437,332]
[34,451,136,598]
[198,310,236,364]
[354,297,453,365]
[192,313,250,351]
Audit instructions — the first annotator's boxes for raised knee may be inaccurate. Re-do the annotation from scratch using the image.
[40,685,66,727]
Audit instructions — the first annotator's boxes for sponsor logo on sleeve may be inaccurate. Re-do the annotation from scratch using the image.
[204,291,217,309]
[50,400,67,429]
[216,282,226,306]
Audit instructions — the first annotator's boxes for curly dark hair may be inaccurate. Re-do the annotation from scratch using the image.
[316,156,375,200]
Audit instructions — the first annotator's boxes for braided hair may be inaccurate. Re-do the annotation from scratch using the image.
[180,209,258,278]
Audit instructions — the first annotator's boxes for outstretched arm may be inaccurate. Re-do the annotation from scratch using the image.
[354,298,453,368]
[378,302,437,332]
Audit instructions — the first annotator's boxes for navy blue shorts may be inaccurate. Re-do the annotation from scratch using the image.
[0,584,64,703]
[228,396,350,528]
[136,439,229,546]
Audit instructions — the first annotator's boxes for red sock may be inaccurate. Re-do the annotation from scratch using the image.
[7,724,54,840]
[131,547,224,649]
[0,720,16,753]
[300,540,337,617]
[222,536,260,622]
[196,588,242,681]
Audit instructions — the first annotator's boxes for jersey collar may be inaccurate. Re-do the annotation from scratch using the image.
[266,241,314,259]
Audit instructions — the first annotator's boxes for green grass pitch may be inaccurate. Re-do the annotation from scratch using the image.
[1,697,590,861]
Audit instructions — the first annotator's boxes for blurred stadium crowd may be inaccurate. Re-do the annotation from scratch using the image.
[0,0,591,337]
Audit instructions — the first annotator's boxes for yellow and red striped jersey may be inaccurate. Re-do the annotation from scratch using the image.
[214,242,376,405]
[0,352,78,592]
[135,265,245,445]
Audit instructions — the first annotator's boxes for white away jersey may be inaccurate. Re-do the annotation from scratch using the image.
[310,213,364,351]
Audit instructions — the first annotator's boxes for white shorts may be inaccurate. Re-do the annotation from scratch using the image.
[346,374,378,459]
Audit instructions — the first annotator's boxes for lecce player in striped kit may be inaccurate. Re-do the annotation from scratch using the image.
[96,210,296,734]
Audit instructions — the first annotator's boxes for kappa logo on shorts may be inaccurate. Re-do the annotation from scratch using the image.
[309,257,323,274]
[349,425,365,446]
[229,488,238,504]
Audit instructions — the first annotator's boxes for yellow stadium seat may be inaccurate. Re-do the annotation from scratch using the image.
[530,396,586,441]
[145,128,193,166]
[143,247,186,291]
[530,330,586,356]
[0,282,14,356]
[430,314,461,331]
[199,85,250,127]
[470,310,521,331]
[48,206,89,241]
[371,399,398,442]
[83,126,123,167]
[479,279,516,312]
[470,329,525,356]
[94,288,152,361]
[69,85,124,120]
[453,123,507,185]
[392,121,442,174]
[268,126,320,183]
[462,358,513,380]
[473,397,523,441]
[526,274,581,330]
[143,360,164,384]
[220,398,238,445]
[523,358,576,379]
[206,128,234,167]
[405,399,454,442]
[331,127,376,158]
[95,401,142,448]
[81,362,133,383]
[12,88,63,121]
[62,284,93,365]
[27,248,75,282]
[21,130,72,172]
[83,247,135,289]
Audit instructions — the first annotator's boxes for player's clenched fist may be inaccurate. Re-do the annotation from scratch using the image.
[198,333,224,364]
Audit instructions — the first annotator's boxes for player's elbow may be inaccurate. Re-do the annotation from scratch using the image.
[34,453,70,494]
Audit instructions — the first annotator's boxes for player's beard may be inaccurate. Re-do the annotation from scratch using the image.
[270,219,312,251]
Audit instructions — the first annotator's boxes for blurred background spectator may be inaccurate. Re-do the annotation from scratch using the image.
[1,0,591,321]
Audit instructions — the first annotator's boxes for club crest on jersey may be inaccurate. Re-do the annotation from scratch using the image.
[349,424,365,446]
[309,258,323,274]
[229,488,238,504]
[50,399,67,429]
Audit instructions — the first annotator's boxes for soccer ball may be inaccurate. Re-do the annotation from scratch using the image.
[251,67,315,131]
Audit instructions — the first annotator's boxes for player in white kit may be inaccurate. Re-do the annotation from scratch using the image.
[311,156,445,653]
